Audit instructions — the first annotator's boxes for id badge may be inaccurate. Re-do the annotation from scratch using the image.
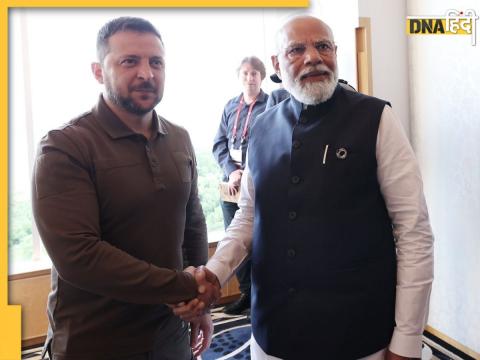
[229,148,242,164]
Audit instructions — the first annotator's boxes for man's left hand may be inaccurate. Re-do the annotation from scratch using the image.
[190,313,213,358]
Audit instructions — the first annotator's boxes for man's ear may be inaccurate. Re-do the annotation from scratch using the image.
[271,55,281,80]
[91,62,104,84]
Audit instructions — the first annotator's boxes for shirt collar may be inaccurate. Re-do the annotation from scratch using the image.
[256,89,268,103]
[234,89,268,105]
[93,95,168,140]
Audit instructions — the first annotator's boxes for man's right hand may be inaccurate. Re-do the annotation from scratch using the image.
[227,169,243,196]
[195,266,221,309]
[174,266,221,321]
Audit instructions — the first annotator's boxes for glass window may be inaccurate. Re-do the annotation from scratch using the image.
[8,8,293,274]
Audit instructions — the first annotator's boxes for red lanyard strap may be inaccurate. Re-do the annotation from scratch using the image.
[231,96,257,144]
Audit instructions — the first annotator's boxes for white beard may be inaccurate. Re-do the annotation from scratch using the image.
[283,66,338,105]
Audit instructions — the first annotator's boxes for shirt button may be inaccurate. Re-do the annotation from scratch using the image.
[292,140,302,149]
[287,249,296,258]
[291,176,300,184]
[288,211,297,220]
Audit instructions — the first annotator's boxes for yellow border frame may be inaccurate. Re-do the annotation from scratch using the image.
[1,4,21,359]
[0,1,307,358]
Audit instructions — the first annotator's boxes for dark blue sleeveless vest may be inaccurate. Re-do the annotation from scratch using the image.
[247,86,396,359]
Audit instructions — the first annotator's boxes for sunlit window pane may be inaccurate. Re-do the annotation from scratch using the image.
[8,8,292,275]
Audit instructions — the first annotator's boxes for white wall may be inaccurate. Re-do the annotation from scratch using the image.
[358,0,411,136]
[309,0,359,88]
[360,0,480,354]
[407,0,480,354]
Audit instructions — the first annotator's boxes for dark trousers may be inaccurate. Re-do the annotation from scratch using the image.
[46,317,192,360]
[221,200,252,294]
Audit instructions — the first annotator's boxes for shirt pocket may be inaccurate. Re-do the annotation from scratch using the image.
[172,152,193,183]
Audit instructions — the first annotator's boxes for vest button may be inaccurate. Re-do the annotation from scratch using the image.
[291,176,300,184]
[287,249,296,258]
[288,211,297,220]
[288,287,296,295]
[292,140,302,149]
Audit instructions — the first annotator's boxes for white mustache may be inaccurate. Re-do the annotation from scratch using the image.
[298,65,333,80]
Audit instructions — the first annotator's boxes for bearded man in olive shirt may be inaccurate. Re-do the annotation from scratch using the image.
[32,17,216,360]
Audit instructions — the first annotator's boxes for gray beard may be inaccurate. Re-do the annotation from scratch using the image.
[284,70,338,105]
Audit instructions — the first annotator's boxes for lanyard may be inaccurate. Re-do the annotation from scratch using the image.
[231,96,257,144]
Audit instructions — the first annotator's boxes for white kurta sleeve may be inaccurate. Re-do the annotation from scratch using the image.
[206,163,255,286]
[376,105,434,358]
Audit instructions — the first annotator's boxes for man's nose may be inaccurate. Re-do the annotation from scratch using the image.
[304,45,323,65]
[137,62,154,80]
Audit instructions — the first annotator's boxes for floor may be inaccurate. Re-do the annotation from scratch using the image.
[21,306,466,360]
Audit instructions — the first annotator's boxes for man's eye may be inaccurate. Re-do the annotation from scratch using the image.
[151,59,164,67]
[316,42,334,53]
[121,58,137,66]
[288,46,305,55]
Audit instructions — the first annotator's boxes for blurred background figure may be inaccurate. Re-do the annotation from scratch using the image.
[265,73,290,109]
[212,56,269,315]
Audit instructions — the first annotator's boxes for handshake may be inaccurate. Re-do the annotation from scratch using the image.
[172,265,222,321]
